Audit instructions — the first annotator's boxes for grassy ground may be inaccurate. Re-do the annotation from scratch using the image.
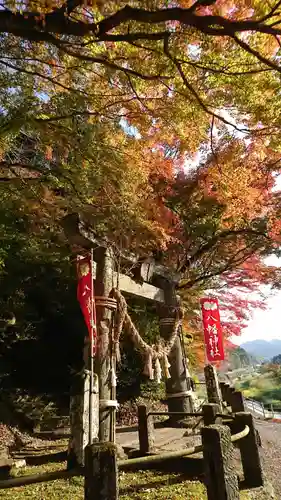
[0,462,207,500]
[0,462,267,500]
[237,372,281,405]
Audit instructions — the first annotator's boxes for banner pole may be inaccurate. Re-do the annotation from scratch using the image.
[89,248,95,445]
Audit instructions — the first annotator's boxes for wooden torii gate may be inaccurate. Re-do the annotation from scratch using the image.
[62,214,193,463]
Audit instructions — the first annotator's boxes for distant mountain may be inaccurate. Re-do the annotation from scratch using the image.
[241,339,281,360]
[227,346,257,369]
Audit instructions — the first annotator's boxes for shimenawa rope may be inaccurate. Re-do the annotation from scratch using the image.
[110,288,184,383]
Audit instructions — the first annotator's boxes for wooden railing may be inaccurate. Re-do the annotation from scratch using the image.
[136,399,263,500]
[0,378,265,500]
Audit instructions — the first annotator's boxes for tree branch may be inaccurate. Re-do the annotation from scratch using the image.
[52,0,83,17]
[232,33,281,74]
[57,44,171,81]
[177,228,269,274]
[177,244,259,289]
[0,5,281,44]
[163,36,250,133]
[0,58,89,95]
[257,1,281,23]
[97,6,281,38]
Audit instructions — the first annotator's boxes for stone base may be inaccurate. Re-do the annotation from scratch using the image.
[115,444,127,460]
[240,478,275,499]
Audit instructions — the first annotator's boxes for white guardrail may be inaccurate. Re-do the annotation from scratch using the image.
[244,398,281,420]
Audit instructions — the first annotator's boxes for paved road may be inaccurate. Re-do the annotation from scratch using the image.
[256,419,281,497]
[116,425,201,454]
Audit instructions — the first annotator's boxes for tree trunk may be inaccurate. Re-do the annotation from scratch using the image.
[94,247,114,442]
[156,278,193,422]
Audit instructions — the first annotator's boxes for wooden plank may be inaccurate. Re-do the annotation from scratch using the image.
[92,262,165,303]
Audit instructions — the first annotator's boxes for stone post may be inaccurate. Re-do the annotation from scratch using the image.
[68,369,99,468]
[137,405,155,455]
[223,384,231,406]
[231,391,245,413]
[234,412,263,488]
[201,424,239,500]
[202,403,221,426]
[84,442,118,500]
[204,364,223,412]
[219,382,226,403]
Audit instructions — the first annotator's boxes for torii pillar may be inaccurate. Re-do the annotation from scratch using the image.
[155,275,193,421]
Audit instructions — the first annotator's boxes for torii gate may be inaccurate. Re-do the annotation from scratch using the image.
[62,213,193,463]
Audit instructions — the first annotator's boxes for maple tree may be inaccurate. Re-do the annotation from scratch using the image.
[1,1,281,154]
[1,1,281,253]
[2,0,281,391]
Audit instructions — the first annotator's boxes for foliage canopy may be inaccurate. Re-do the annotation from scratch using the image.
[1,1,281,394]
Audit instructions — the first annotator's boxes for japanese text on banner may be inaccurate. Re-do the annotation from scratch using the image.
[77,255,97,352]
[200,298,224,363]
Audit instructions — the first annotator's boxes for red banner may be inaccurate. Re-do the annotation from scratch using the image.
[77,255,97,351]
[200,297,224,363]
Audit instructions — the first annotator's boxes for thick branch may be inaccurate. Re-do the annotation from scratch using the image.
[97,6,281,38]
[0,5,281,44]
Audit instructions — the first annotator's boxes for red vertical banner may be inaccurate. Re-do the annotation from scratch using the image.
[200,297,224,363]
[77,255,97,353]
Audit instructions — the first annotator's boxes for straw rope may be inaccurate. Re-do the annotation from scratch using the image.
[110,288,184,382]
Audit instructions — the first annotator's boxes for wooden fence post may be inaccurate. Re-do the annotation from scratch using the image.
[201,424,239,500]
[202,404,221,426]
[137,405,155,454]
[234,412,263,488]
[84,442,118,500]
[204,365,223,412]
[231,391,245,413]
